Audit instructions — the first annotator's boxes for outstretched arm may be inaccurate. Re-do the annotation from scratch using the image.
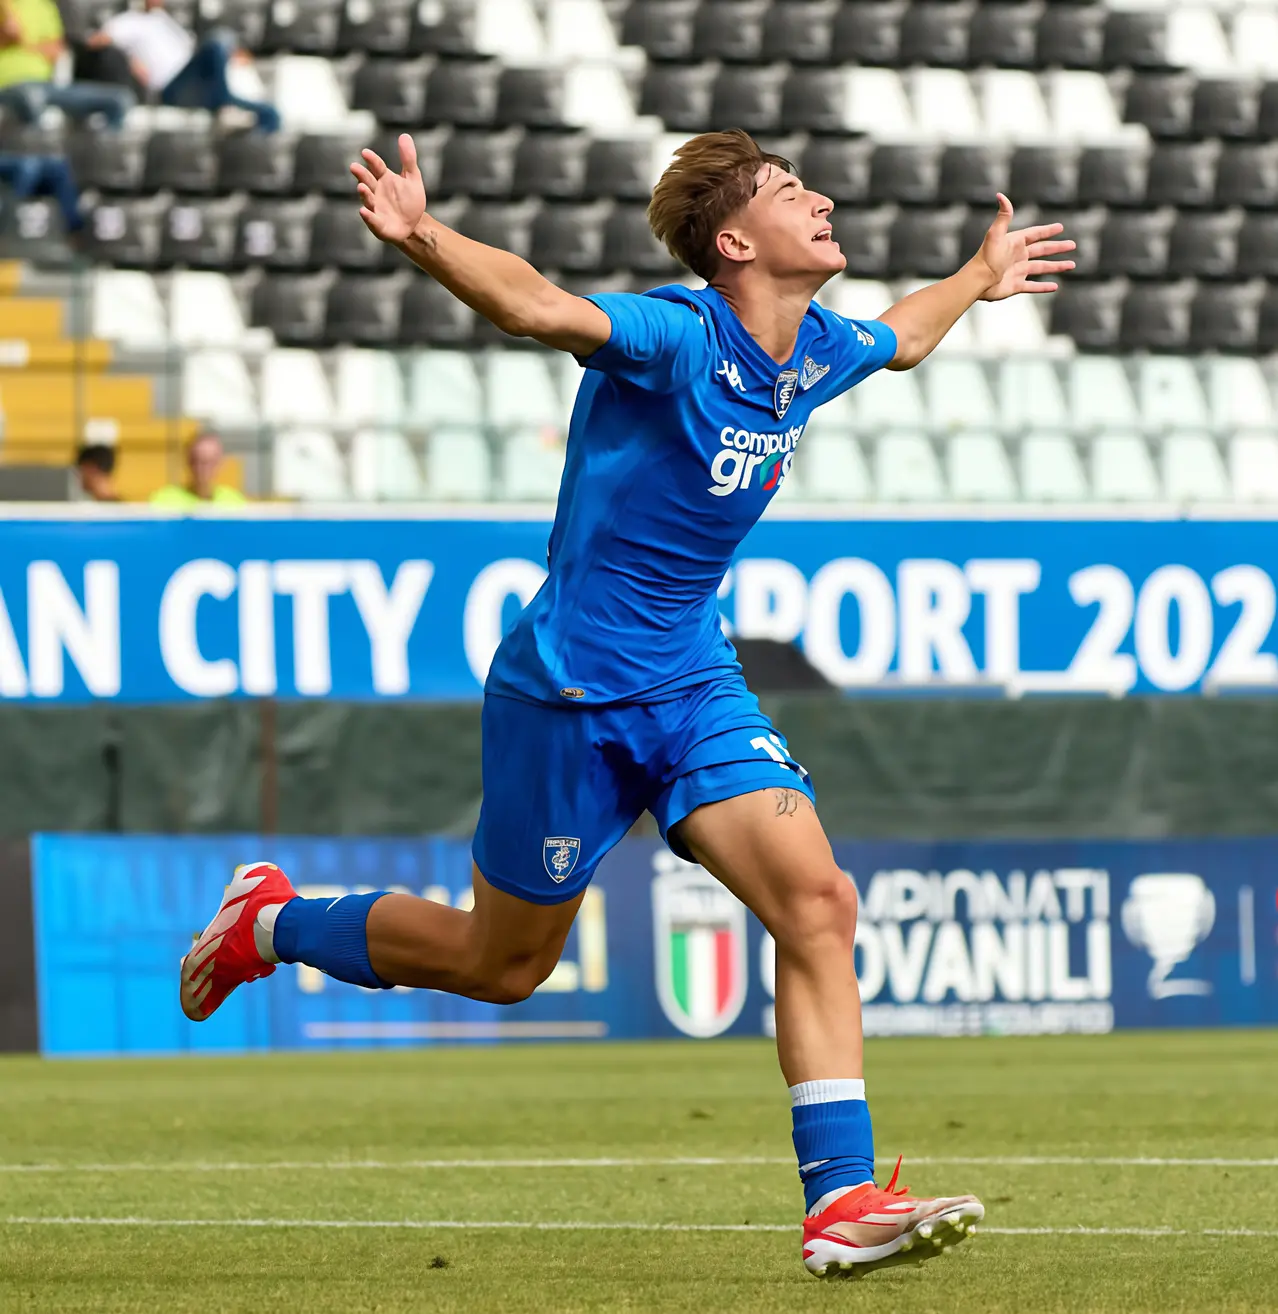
[352,133,611,356]
[878,194,1074,370]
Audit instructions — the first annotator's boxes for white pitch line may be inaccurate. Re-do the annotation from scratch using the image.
[4,1217,1278,1239]
[1,1155,1276,1174]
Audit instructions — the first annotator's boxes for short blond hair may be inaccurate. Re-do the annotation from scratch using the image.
[647,130,795,282]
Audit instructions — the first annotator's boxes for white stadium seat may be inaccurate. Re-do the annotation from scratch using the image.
[852,366,926,430]
[1047,71,1146,145]
[907,69,983,143]
[874,432,946,501]
[181,350,258,426]
[824,279,893,323]
[1229,431,1278,501]
[971,297,1049,355]
[475,0,546,61]
[1069,358,1139,430]
[1092,431,1161,501]
[843,69,920,141]
[920,359,998,431]
[1208,359,1274,430]
[978,71,1052,143]
[798,432,873,501]
[1163,432,1230,503]
[563,64,636,132]
[546,0,618,59]
[91,270,167,348]
[409,351,485,427]
[169,272,261,350]
[427,426,493,499]
[1138,358,1210,432]
[486,351,563,429]
[260,349,335,425]
[335,350,406,428]
[999,358,1069,432]
[501,428,567,499]
[949,431,1019,501]
[1166,7,1234,76]
[1021,430,1089,501]
[1232,10,1278,76]
[272,56,370,132]
[273,429,348,501]
[350,429,425,500]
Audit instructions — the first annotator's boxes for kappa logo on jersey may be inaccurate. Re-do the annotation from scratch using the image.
[651,864,748,1038]
[773,368,800,419]
[543,836,581,883]
[716,360,746,393]
[800,356,830,390]
[709,423,805,497]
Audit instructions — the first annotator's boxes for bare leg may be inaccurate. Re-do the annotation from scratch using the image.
[366,865,583,1004]
[674,788,861,1085]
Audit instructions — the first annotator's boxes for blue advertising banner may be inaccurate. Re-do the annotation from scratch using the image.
[4,513,1278,701]
[31,834,1278,1056]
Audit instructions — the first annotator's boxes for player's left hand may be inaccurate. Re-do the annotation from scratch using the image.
[975,194,1075,301]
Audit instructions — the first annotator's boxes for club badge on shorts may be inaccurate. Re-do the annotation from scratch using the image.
[543,836,582,883]
[773,368,799,420]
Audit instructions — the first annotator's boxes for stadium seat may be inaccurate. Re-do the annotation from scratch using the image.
[217,130,298,195]
[295,131,384,197]
[1049,279,1124,351]
[473,0,546,62]
[1124,72,1195,140]
[874,432,946,501]
[1258,284,1278,353]
[844,69,919,140]
[91,269,168,349]
[1070,358,1139,431]
[584,136,655,201]
[1138,358,1210,432]
[546,0,619,59]
[763,0,836,64]
[407,0,482,55]
[622,0,695,59]
[170,271,260,350]
[1165,7,1232,77]
[979,70,1052,143]
[337,0,414,54]
[1234,10,1278,78]
[971,297,1048,356]
[823,278,892,323]
[1097,210,1173,278]
[562,64,639,134]
[273,55,366,131]
[869,144,940,205]
[1077,146,1149,208]
[780,67,846,134]
[439,127,520,199]
[262,0,341,55]
[426,426,493,499]
[604,203,680,273]
[937,145,1009,206]
[830,3,902,66]
[159,196,241,270]
[236,197,317,270]
[1092,431,1160,501]
[899,2,970,68]
[261,348,336,425]
[999,358,1069,433]
[557,355,585,427]
[854,367,926,431]
[1040,7,1106,71]
[796,138,873,205]
[406,349,486,432]
[887,209,964,278]
[500,428,567,499]
[968,3,1036,69]
[424,59,502,126]
[948,431,1018,502]
[181,349,259,426]
[1167,211,1241,280]
[399,277,477,345]
[1207,358,1274,429]
[1021,430,1089,502]
[711,65,786,133]
[830,206,893,278]
[1216,143,1278,209]
[1146,142,1220,209]
[324,274,407,346]
[458,201,539,262]
[83,196,166,268]
[335,349,407,428]
[351,57,429,124]
[1101,11,1165,72]
[497,67,567,128]
[487,351,563,429]
[797,431,873,502]
[1163,432,1229,503]
[907,69,982,143]
[531,202,609,272]
[1119,283,1194,352]
[692,0,769,62]
[1189,283,1263,354]
[1192,78,1260,140]
[1229,431,1278,501]
[921,359,997,432]
[640,64,718,132]
[1236,214,1278,278]
[1009,145,1080,207]
[1047,71,1143,145]
[250,271,329,344]
[514,131,590,200]
[350,429,426,500]
[67,127,147,193]
[273,428,350,500]
[195,0,268,50]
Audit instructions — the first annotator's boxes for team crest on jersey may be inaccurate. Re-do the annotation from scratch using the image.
[773,368,800,419]
[800,356,830,390]
[652,860,748,1038]
[543,837,581,883]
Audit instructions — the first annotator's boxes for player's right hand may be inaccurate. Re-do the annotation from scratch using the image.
[351,133,427,244]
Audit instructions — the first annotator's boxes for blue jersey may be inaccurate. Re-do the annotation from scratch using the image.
[485,283,897,707]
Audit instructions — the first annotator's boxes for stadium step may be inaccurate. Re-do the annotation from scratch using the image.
[0,417,201,451]
[0,298,66,339]
[0,373,156,421]
[0,340,112,371]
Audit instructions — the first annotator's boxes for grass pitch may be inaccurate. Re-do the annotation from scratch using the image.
[2,1031,1275,1313]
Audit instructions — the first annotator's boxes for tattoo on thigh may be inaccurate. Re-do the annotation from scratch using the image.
[774,787,809,817]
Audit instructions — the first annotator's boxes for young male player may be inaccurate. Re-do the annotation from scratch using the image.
[181,130,1073,1278]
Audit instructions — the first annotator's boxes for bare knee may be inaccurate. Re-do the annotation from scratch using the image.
[471,951,558,1005]
[767,867,858,957]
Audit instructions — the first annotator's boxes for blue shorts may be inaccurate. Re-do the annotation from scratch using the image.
[472,675,815,904]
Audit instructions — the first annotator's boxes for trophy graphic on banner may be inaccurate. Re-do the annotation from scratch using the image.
[1120,873,1216,999]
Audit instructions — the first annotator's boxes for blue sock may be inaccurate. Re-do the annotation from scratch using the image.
[790,1079,875,1212]
[269,892,392,990]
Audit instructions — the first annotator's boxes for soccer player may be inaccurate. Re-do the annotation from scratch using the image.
[181,130,1073,1278]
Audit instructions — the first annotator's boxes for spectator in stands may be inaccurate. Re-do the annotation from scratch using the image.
[86,0,280,132]
[0,147,81,231]
[151,430,247,508]
[74,443,120,502]
[0,0,133,127]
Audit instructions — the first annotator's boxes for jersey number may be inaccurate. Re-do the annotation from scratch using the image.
[750,733,809,780]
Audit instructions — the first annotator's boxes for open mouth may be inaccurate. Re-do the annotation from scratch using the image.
[812,229,835,243]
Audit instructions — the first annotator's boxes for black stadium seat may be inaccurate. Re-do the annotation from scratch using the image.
[830,206,893,277]
[310,200,391,271]
[407,0,482,55]
[1189,282,1264,353]
[968,4,1036,68]
[888,208,964,278]
[1215,143,1278,208]
[640,64,717,132]
[1167,210,1241,279]
[1037,6,1106,70]
[1258,81,1278,139]
[1192,79,1260,140]
[67,127,146,193]
[1146,141,1220,208]
[938,145,1009,205]
[399,275,477,344]
[160,196,242,269]
[799,137,873,204]
[251,272,330,345]
[497,67,566,128]
[513,131,590,200]
[1258,284,1278,353]
[324,273,406,346]
[337,0,414,53]
[1009,145,1080,207]
[1097,210,1174,278]
[603,203,680,273]
[1050,282,1124,351]
[218,130,298,195]
[1101,11,1168,71]
[693,0,769,61]
[1077,146,1148,208]
[711,65,786,133]
[780,67,845,133]
[83,195,166,268]
[531,201,610,271]
[762,0,836,64]
[1125,72,1195,139]
[143,129,218,195]
[830,3,902,66]
[439,128,521,198]
[457,200,539,262]
[621,0,698,60]
[262,0,341,54]
[869,144,941,205]
[351,58,429,125]
[423,60,502,127]
[294,132,382,196]
[1237,213,1278,277]
[196,0,268,51]
[898,2,969,68]
[1031,207,1104,278]
[1119,282,1193,351]
[236,197,317,270]
[584,138,654,201]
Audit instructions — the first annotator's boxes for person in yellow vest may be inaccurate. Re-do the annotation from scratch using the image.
[151,430,247,508]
